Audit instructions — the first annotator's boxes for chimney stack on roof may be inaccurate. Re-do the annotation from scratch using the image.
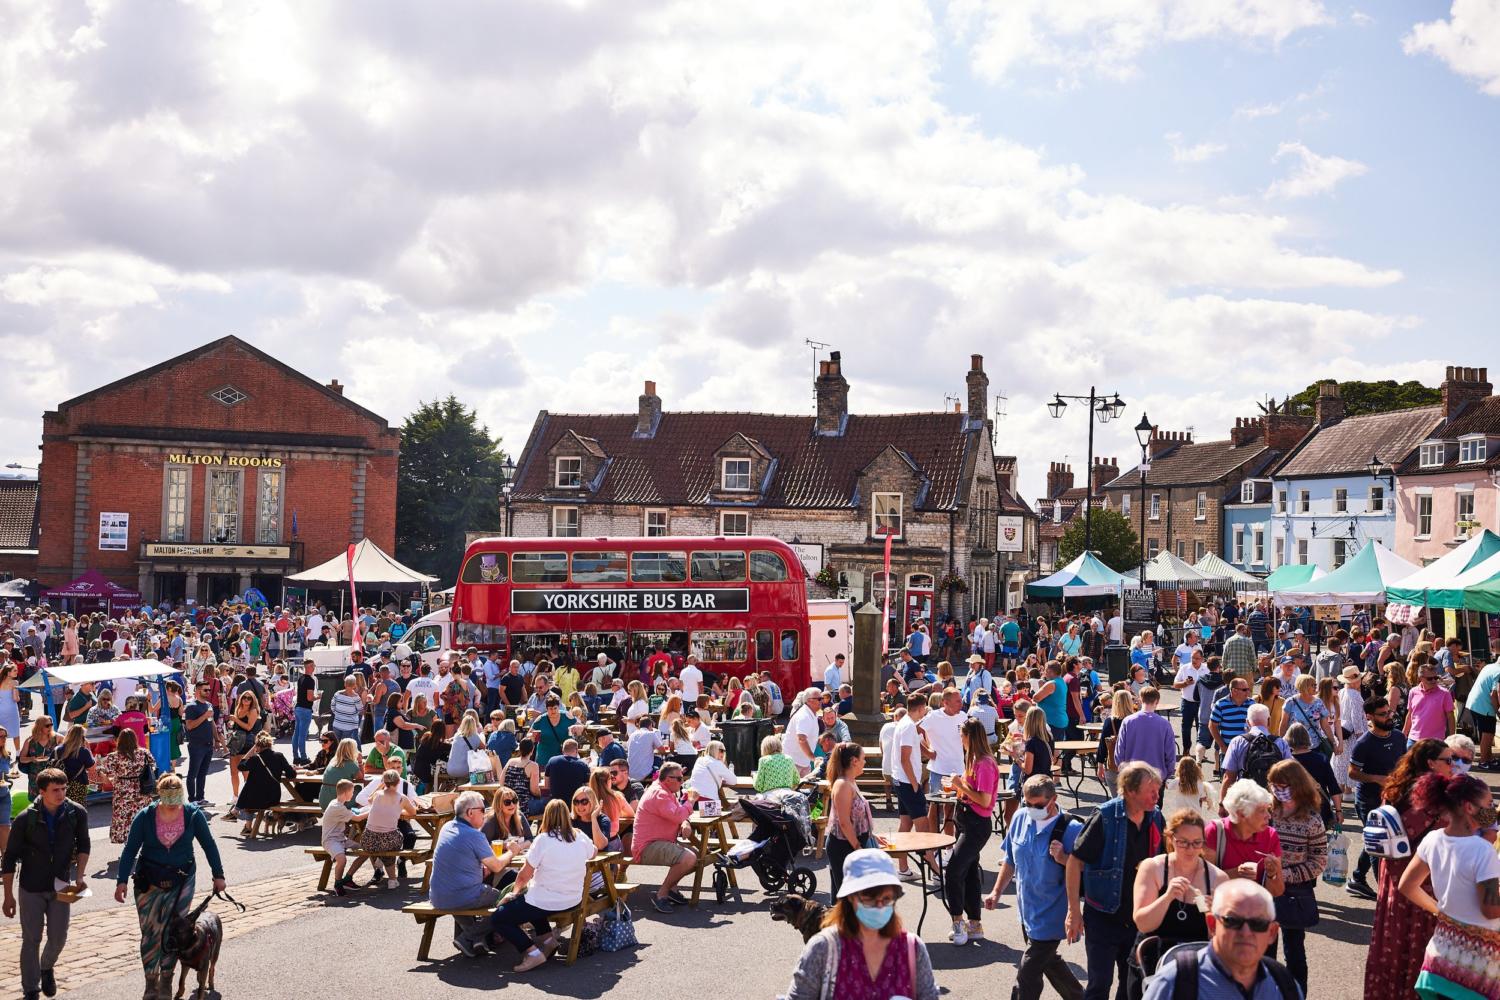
[1315,381,1345,427]
[1149,427,1190,459]
[966,355,988,426]
[326,379,343,396]
[1442,365,1492,419]
[634,380,662,438]
[1230,416,1262,448]
[1090,457,1119,493]
[815,351,850,436]
[1262,408,1315,452]
[1046,462,1074,499]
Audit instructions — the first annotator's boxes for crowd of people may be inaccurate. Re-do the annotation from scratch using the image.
[1,597,1499,998]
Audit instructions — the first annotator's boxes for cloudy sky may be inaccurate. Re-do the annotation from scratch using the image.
[3,0,1498,498]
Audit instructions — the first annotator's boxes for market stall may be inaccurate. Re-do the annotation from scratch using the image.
[1192,552,1266,593]
[1025,552,1130,600]
[40,569,142,614]
[284,538,437,612]
[1271,540,1419,608]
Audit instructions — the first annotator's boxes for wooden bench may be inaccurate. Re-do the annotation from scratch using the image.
[305,846,434,892]
[402,851,635,964]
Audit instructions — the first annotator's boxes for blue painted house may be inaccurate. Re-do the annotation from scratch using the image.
[1223,477,1274,576]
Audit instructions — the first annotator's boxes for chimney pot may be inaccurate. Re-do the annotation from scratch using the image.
[635,379,663,437]
[965,354,990,424]
[644,380,656,396]
[815,351,850,435]
[327,379,343,395]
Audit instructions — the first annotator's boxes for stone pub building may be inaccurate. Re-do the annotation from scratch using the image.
[36,336,398,605]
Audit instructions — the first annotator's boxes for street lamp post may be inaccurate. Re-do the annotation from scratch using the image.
[1134,413,1154,588]
[499,457,517,536]
[1046,388,1125,552]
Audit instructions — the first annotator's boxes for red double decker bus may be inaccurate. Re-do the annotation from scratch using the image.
[451,536,810,693]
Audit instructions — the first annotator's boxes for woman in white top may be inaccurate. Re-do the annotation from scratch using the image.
[687,714,713,750]
[624,681,649,735]
[447,712,495,780]
[689,740,737,803]
[489,799,598,973]
[1161,756,1218,818]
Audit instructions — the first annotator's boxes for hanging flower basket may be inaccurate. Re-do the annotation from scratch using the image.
[813,566,840,590]
[937,571,968,593]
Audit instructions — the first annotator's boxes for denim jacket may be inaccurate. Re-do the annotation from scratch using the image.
[1081,798,1163,914]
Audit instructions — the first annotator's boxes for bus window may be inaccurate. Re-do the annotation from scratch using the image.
[459,552,508,583]
[780,630,799,661]
[512,552,569,584]
[755,629,775,662]
[750,550,789,582]
[630,631,688,665]
[630,551,687,583]
[690,550,747,582]
[512,633,563,660]
[691,629,747,662]
[571,551,628,583]
[570,632,625,666]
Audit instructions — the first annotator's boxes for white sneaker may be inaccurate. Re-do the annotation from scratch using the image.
[387,877,399,889]
[938,848,952,866]
[898,868,919,881]
[950,922,969,946]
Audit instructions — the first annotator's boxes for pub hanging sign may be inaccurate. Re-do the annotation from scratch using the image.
[511,588,750,614]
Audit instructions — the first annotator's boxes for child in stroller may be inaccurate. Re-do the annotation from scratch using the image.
[713,786,819,901]
[269,687,296,737]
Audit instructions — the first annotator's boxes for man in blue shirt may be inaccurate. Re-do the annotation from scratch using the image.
[595,730,626,769]
[433,790,508,956]
[1465,658,1500,769]
[986,773,1083,1000]
[1142,879,1301,999]
[1209,678,1254,758]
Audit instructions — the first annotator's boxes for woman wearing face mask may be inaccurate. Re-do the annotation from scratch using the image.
[1398,772,1500,1000]
[1130,809,1227,998]
[1266,759,1327,995]
[781,848,938,1000]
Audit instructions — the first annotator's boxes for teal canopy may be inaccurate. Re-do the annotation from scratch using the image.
[1265,563,1323,591]
[1026,552,1130,599]
[1385,529,1500,607]
[1272,541,1419,607]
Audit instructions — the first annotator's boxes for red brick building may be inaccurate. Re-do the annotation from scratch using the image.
[36,336,398,605]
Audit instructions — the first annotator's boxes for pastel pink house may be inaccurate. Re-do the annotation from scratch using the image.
[1395,367,1500,564]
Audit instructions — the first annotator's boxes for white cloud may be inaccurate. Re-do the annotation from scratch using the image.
[1265,141,1368,198]
[1405,0,1500,96]
[0,0,1419,499]
[948,0,1332,84]
[1166,131,1228,163]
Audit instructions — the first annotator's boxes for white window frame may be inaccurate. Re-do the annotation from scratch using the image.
[552,506,580,537]
[1459,435,1488,464]
[1298,489,1310,513]
[721,458,753,492]
[1121,493,1131,517]
[1240,481,1255,504]
[255,468,284,544]
[1274,537,1284,568]
[872,492,903,539]
[1333,538,1348,569]
[1195,492,1207,521]
[1368,485,1385,514]
[1195,540,1206,561]
[1419,442,1445,468]
[162,465,191,543]
[1149,493,1161,521]
[554,456,582,489]
[1234,529,1245,564]
[1415,493,1433,539]
[1456,488,1477,539]
[1147,538,1160,558]
[719,510,751,536]
[204,467,242,544]
[1252,528,1265,565]
[1333,488,1348,513]
[643,509,669,537]
[1276,489,1287,514]
[1297,539,1308,565]
[1176,539,1186,558]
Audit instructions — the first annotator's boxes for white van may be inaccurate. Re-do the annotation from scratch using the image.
[403,606,454,669]
[808,598,853,685]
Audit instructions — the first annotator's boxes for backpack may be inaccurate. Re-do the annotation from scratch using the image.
[1170,947,1299,1000]
[1362,803,1412,859]
[1240,733,1282,787]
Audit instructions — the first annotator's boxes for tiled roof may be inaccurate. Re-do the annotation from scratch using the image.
[998,490,1035,517]
[513,411,977,510]
[1102,438,1269,489]
[995,455,1017,474]
[1399,396,1500,473]
[1275,405,1444,478]
[0,481,38,550]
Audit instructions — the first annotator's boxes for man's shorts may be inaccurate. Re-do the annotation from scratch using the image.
[1475,711,1497,736]
[637,840,693,867]
[894,781,928,820]
[1000,644,1018,657]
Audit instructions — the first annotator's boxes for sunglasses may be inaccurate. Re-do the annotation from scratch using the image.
[1214,914,1272,933]
[1437,755,1456,763]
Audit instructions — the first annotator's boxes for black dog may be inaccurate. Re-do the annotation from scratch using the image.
[167,891,244,1000]
[768,893,828,943]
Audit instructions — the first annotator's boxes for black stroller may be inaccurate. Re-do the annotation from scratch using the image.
[712,787,818,902]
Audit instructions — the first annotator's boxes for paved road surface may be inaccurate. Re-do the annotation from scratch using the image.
[0,691,1434,999]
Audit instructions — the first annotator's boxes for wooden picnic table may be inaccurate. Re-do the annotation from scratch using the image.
[684,814,737,906]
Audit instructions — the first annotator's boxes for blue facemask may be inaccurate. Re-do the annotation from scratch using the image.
[854,903,895,930]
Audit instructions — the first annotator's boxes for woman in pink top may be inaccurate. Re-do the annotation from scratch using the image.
[1206,779,1286,896]
[1404,664,1455,743]
[946,719,1000,944]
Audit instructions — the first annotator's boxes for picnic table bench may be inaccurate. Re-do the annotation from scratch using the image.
[305,845,434,892]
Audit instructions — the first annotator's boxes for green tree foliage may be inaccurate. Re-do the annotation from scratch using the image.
[1288,379,1440,418]
[1057,507,1140,573]
[396,396,509,584]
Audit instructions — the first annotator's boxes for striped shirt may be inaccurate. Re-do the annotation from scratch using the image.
[1209,696,1250,744]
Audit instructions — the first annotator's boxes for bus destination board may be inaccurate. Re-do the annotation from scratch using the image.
[511,588,751,614]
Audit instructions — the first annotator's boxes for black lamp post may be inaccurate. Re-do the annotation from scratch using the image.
[1046,388,1126,551]
[499,457,517,535]
[1134,412,1154,588]
[1366,453,1396,489]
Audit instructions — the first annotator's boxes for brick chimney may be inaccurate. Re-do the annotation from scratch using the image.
[1149,428,1189,459]
[1262,411,1315,452]
[1314,381,1345,427]
[1091,457,1119,493]
[1046,462,1074,499]
[966,354,988,425]
[1442,365,1492,419]
[815,351,849,436]
[326,379,343,396]
[634,380,662,438]
[1230,417,1261,448]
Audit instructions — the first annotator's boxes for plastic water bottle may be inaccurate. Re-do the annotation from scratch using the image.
[1323,830,1348,886]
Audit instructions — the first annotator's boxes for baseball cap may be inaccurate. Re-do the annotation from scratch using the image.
[837,848,902,899]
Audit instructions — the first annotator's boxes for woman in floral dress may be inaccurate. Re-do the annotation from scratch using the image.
[97,728,154,843]
[1365,737,1452,999]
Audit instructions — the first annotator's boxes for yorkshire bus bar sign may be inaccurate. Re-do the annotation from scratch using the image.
[510,588,750,614]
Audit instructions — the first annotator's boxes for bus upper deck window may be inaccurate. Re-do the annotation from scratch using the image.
[750,551,789,582]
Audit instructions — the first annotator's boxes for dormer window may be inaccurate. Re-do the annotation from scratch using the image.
[872,493,903,539]
[1459,435,1488,464]
[1419,441,1446,468]
[555,456,582,488]
[721,458,752,492]
[1240,481,1255,504]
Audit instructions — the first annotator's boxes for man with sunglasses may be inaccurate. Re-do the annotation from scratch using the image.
[432,790,511,957]
[629,761,698,913]
[1346,696,1405,900]
[1141,879,1300,999]
[1404,664,1455,743]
